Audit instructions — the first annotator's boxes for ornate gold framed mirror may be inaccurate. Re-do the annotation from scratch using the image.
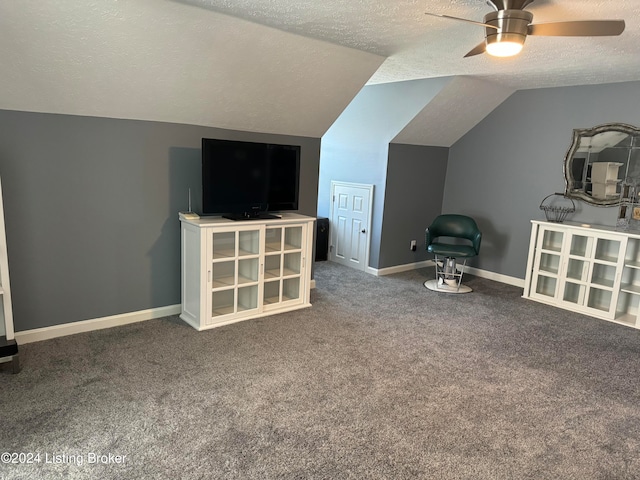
[563,123,640,206]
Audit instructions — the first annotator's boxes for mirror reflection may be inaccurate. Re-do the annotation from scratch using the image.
[564,123,640,206]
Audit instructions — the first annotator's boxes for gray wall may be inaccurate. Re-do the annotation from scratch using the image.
[318,77,451,268]
[444,80,640,280]
[0,110,320,332]
[378,143,448,269]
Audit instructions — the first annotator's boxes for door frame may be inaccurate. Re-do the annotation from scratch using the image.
[329,181,374,272]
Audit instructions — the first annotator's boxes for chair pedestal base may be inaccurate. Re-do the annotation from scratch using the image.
[426,255,472,294]
[424,279,473,294]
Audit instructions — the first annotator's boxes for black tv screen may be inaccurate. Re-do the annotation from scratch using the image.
[202,138,300,219]
[266,144,300,211]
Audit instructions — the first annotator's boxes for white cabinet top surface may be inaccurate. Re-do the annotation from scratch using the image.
[180,212,316,227]
[531,220,640,238]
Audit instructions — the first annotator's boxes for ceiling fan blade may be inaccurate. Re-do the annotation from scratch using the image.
[528,20,625,37]
[464,41,487,58]
[425,12,498,30]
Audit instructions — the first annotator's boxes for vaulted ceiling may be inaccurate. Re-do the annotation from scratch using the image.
[182,0,640,89]
[1,1,639,144]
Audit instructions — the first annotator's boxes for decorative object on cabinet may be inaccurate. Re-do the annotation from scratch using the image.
[0,177,18,373]
[180,213,314,330]
[524,220,640,329]
[424,214,482,294]
[563,123,640,207]
[617,179,639,230]
[539,193,576,223]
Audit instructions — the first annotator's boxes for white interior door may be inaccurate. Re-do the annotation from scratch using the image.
[330,182,373,271]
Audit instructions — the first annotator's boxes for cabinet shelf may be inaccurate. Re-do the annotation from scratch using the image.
[621,283,640,295]
[538,267,559,275]
[267,244,302,252]
[237,276,259,286]
[590,279,615,289]
[212,277,234,289]
[264,295,279,305]
[212,305,235,317]
[593,255,619,265]
[213,249,235,259]
[265,269,280,279]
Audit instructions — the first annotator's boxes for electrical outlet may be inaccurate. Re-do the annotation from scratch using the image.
[410,240,417,251]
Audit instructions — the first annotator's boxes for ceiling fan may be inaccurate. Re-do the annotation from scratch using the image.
[426,0,625,58]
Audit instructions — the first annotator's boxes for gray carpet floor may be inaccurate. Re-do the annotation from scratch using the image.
[2,261,640,479]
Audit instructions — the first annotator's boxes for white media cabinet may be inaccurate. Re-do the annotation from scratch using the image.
[180,213,314,330]
[523,220,640,329]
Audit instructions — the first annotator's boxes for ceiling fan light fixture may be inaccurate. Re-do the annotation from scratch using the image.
[483,10,531,57]
[486,38,525,57]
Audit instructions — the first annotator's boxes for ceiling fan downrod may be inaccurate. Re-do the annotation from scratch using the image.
[487,0,535,10]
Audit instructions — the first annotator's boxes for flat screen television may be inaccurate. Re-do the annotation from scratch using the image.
[202,138,301,220]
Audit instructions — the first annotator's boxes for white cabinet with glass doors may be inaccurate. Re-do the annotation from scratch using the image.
[524,220,640,329]
[180,214,314,330]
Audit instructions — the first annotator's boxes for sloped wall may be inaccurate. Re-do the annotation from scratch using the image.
[0,0,383,137]
[393,76,515,147]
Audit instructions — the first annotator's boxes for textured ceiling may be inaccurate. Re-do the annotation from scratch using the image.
[182,0,640,90]
[1,0,638,144]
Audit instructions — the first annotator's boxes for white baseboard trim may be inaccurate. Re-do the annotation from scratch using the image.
[15,304,181,345]
[369,260,524,288]
[464,266,524,288]
[16,280,319,345]
[367,260,434,276]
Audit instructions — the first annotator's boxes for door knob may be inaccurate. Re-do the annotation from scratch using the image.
[361,229,366,233]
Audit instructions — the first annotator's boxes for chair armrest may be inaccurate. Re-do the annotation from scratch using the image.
[425,227,434,250]
[472,231,482,255]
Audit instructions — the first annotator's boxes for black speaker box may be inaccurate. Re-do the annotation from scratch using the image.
[315,217,329,261]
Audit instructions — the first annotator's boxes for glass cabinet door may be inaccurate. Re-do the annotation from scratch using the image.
[263,225,305,309]
[208,227,261,324]
[530,227,565,301]
[559,232,625,318]
[617,237,640,326]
